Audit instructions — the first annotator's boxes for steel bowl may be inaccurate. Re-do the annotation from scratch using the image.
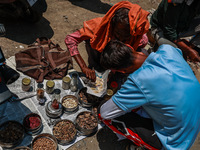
[78,87,97,108]
[32,133,58,150]
[13,146,31,150]
[45,101,63,119]
[0,120,25,149]
[52,119,77,145]
[61,95,79,113]
[75,111,98,136]
[23,113,43,135]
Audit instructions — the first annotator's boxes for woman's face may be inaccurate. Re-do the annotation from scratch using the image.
[113,22,131,42]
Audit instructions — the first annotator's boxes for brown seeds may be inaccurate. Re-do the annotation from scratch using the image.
[32,137,56,150]
[77,112,98,130]
[53,120,76,142]
[0,121,24,144]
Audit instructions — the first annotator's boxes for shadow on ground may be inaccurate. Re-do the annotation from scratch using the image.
[3,17,54,45]
[96,126,133,150]
[68,0,112,14]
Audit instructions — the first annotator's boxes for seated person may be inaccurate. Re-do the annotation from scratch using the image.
[99,40,200,149]
[65,1,150,81]
[149,0,200,62]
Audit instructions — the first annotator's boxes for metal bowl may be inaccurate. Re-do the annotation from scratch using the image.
[23,113,43,135]
[78,87,97,108]
[32,133,58,150]
[52,119,77,145]
[13,146,31,150]
[75,111,98,136]
[45,101,63,119]
[0,120,25,149]
[62,95,79,113]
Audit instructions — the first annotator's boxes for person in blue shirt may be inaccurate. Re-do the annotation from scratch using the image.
[99,40,200,150]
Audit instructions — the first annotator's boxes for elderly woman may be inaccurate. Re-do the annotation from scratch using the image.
[65,1,149,81]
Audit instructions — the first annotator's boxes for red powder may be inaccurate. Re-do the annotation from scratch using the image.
[27,116,41,129]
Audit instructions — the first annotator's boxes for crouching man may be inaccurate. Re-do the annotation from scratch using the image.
[99,40,200,150]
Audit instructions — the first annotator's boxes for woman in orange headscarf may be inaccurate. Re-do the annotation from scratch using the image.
[65,1,149,81]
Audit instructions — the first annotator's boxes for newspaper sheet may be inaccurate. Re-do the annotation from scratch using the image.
[0,57,102,150]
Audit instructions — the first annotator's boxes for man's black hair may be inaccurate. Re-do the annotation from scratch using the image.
[111,8,130,28]
[100,40,134,70]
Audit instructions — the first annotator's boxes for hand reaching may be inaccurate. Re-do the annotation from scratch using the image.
[82,67,96,81]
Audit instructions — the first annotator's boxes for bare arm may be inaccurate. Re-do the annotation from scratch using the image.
[65,30,96,81]
[174,39,200,62]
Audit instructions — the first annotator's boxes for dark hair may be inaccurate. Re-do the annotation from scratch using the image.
[100,40,134,70]
[111,8,130,28]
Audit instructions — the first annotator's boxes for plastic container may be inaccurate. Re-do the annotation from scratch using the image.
[0,121,25,149]
[52,119,77,145]
[32,133,58,150]
[61,95,79,114]
[75,111,98,136]
[23,113,43,135]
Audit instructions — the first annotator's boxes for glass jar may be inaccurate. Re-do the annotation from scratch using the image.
[70,73,78,92]
[53,89,61,103]
[22,77,31,92]
[104,89,114,101]
[36,83,45,105]
[62,76,71,90]
[46,80,55,94]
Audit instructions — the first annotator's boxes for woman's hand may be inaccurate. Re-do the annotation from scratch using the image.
[82,67,96,81]
[73,54,96,81]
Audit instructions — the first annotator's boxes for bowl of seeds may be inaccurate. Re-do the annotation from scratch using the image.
[78,87,100,108]
[52,119,77,145]
[62,95,79,113]
[32,133,57,150]
[0,120,25,149]
[13,146,31,150]
[75,111,98,136]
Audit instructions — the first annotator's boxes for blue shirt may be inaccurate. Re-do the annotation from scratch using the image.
[112,44,200,150]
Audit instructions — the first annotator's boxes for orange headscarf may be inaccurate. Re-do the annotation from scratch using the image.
[79,1,150,52]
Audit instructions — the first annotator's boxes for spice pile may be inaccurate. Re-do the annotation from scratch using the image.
[53,120,77,143]
[79,91,88,103]
[76,112,98,130]
[25,116,41,129]
[0,121,24,144]
[32,137,56,150]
